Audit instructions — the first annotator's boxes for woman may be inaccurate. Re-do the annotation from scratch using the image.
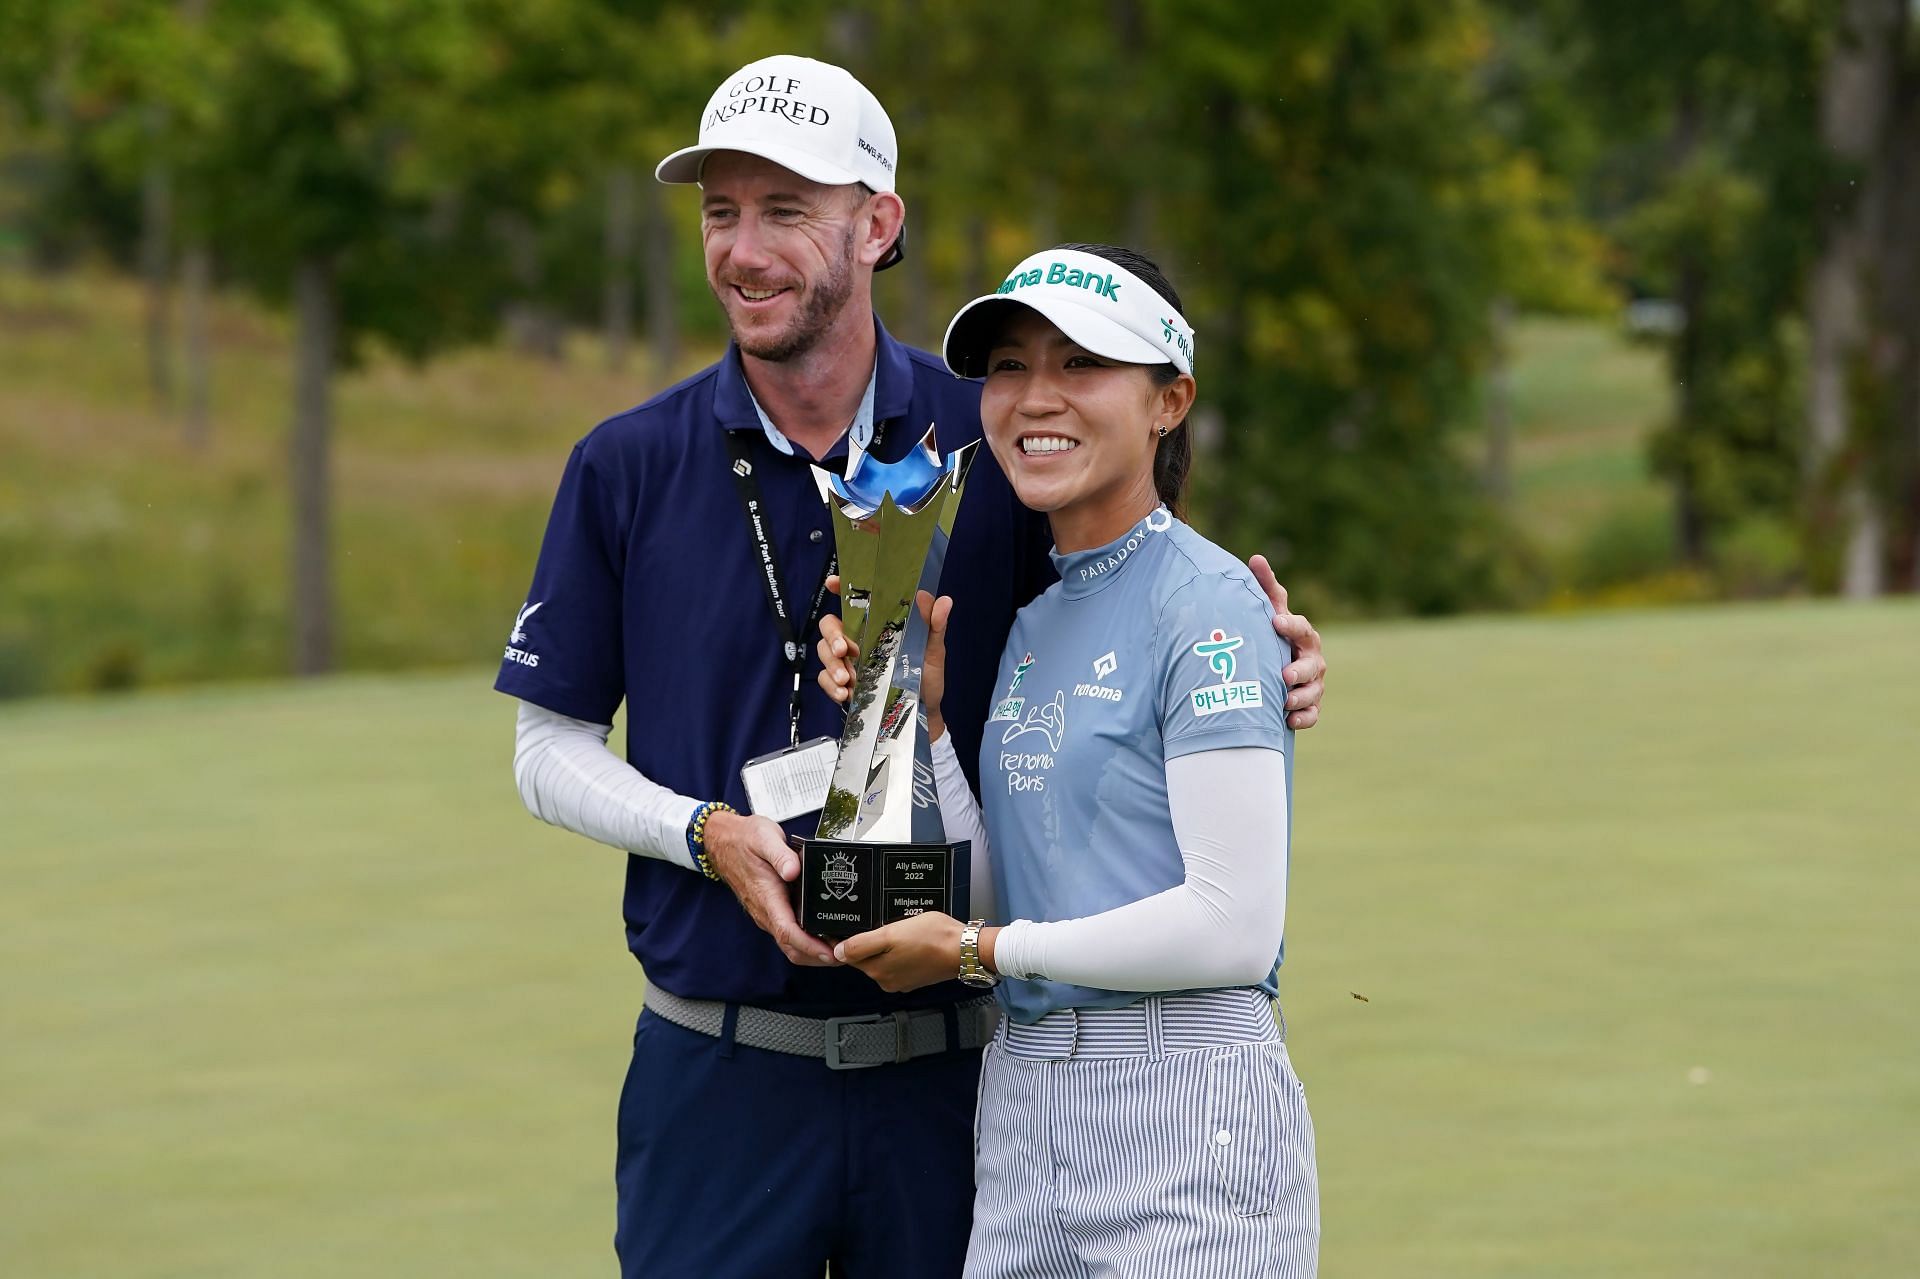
[819,243,1318,1277]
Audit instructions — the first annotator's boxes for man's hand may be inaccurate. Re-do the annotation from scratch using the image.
[1248,554,1326,731]
[701,810,839,967]
[833,911,966,993]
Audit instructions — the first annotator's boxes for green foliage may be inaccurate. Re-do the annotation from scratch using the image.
[4,0,1888,675]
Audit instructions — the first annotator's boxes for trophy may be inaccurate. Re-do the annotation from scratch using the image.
[789,426,978,940]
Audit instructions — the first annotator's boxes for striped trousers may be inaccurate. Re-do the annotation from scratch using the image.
[965,988,1318,1279]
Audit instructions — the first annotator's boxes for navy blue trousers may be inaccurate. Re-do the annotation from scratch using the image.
[614,1007,982,1278]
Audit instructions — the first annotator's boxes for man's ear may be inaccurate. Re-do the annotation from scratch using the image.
[859,191,906,269]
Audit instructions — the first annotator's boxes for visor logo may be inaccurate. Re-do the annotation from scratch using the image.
[996,262,1120,301]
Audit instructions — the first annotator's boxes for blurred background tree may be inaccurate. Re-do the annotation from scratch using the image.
[0,0,1914,695]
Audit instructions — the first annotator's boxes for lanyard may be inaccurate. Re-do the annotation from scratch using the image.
[724,431,836,746]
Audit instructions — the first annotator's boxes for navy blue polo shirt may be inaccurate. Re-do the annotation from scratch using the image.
[496,320,1056,1015]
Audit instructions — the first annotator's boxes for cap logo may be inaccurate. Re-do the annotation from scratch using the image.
[996,261,1121,301]
[856,136,894,172]
[706,73,830,131]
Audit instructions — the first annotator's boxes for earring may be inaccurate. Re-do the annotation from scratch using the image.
[1156,424,1169,438]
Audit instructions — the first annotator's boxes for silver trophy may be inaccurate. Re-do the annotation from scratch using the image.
[789,425,977,940]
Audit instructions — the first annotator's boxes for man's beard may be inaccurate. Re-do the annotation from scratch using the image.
[724,225,858,363]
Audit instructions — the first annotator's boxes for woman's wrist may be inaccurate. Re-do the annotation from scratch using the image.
[979,925,1001,975]
[928,711,946,742]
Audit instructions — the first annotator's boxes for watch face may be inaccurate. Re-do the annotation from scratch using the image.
[960,971,998,989]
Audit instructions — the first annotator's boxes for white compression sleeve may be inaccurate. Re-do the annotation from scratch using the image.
[512,699,702,870]
[930,730,995,923]
[991,747,1288,990]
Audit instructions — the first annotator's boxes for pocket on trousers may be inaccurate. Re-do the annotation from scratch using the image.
[1203,1046,1283,1217]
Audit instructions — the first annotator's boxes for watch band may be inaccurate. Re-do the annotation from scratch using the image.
[959,919,997,988]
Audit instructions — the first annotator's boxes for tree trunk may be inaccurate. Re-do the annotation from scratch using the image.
[1673,256,1709,564]
[1668,88,1708,565]
[140,106,174,409]
[1484,296,1515,503]
[497,212,563,361]
[1807,0,1903,597]
[604,166,635,373]
[181,243,212,450]
[640,174,679,386]
[291,257,336,676]
[1893,75,1920,590]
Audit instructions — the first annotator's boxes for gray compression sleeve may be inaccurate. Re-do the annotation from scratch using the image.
[512,699,702,870]
[930,730,995,922]
[990,746,1288,989]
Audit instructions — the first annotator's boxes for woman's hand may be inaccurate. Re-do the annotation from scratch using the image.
[834,910,966,993]
[816,575,861,703]
[817,582,953,741]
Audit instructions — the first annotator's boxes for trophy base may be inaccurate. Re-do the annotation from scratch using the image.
[788,836,972,941]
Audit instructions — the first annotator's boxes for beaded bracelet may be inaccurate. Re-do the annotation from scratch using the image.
[685,800,736,880]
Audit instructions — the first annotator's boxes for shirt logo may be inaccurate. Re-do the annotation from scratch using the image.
[990,651,1035,721]
[1076,510,1170,583]
[1190,628,1261,718]
[1000,690,1066,752]
[1074,650,1123,704]
[504,601,543,668]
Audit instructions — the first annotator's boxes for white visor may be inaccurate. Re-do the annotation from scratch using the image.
[943,248,1195,378]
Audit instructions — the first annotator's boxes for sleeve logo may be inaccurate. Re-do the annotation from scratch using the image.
[504,601,543,668]
[1189,628,1260,717]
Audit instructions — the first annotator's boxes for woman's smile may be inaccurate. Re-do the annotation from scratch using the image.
[1017,432,1079,456]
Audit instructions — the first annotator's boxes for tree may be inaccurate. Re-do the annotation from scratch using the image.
[1807,0,1906,596]
[195,0,503,673]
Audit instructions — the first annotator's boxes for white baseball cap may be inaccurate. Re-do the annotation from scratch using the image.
[943,248,1197,378]
[655,55,904,269]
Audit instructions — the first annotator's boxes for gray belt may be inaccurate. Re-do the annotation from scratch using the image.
[644,981,1001,1071]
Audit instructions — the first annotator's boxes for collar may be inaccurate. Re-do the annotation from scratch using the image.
[749,366,876,459]
[1052,506,1176,600]
[711,317,916,461]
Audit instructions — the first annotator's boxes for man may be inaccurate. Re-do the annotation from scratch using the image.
[496,55,1327,1279]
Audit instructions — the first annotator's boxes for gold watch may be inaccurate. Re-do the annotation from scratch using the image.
[959,919,997,988]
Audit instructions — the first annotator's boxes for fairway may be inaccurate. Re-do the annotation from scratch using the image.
[3,600,1917,1277]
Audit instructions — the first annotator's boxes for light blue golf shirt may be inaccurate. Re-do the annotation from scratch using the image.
[980,508,1295,1023]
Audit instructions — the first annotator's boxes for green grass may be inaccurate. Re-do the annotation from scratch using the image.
[4,599,1916,1277]
[1497,315,1672,560]
[0,266,721,696]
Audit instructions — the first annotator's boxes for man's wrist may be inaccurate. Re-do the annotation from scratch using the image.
[686,801,737,880]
